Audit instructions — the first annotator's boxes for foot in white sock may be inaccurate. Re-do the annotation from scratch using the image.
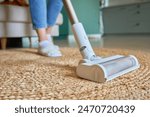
[47,35,60,50]
[38,40,62,57]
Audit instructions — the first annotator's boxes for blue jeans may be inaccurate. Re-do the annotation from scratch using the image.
[29,0,63,29]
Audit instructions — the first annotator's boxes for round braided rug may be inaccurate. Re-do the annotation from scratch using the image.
[0,48,149,100]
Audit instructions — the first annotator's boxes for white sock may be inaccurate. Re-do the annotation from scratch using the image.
[47,34,54,45]
[38,40,62,57]
[47,34,59,50]
[39,40,50,48]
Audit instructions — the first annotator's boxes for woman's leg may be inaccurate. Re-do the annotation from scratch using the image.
[46,0,63,37]
[29,0,62,57]
[47,0,63,33]
[29,0,48,42]
[46,0,63,47]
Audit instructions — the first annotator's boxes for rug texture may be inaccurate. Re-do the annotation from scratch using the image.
[0,48,149,100]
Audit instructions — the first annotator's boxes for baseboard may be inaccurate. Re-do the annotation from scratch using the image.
[68,34,104,48]
[68,34,103,40]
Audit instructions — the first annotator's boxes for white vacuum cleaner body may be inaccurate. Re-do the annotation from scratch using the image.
[72,23,140,83]
[63,0,140,83]
[77,55,140,83]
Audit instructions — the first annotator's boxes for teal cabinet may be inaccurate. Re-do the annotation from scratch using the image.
[102,2,150,34]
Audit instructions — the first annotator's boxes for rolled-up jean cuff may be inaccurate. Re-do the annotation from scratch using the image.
[32,25,48,30]
[47,23,56,27]
[33,24,56,30]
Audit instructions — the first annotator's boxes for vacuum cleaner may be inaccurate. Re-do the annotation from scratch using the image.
[63,0,140,83]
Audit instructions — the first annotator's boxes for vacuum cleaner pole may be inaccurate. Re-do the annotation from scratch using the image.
[63,0,79,24]
[63,0,96,60]
[63,0,140,83]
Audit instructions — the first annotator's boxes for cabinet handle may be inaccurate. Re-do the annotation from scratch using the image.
[136,11,140,14]
[136,4,141,8]
[135,23,140,26]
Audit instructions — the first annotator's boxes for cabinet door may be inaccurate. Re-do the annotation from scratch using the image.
[140,2,150,20]
[102,6,129,33]
[102,3,150,34]
[127,3,150,33]
[127,21,150,33]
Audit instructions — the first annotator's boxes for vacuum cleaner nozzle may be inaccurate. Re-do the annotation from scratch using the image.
[76,55,140,83]
[71,23,140,83]
[63,0,140,83]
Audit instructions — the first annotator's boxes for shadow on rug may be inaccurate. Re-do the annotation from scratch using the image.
[0,48,149,100]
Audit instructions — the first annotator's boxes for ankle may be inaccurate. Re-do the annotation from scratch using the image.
[46,34,54,44]
[39,40,50,48]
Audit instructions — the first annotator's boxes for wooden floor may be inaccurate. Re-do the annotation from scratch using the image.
[55,34,150,53]
[101,34,150,52]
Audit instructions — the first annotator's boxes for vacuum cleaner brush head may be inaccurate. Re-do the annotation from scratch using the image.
[63,0,140,83]
[76,55,140,83]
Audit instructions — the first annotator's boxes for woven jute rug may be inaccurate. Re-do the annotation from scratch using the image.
[0,48,149,100]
